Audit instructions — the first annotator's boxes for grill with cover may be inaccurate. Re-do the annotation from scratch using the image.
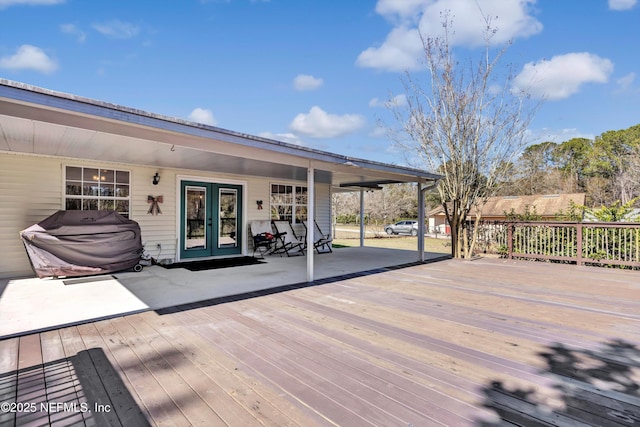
[20,210,143,278]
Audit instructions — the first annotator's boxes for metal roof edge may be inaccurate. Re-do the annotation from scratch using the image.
[0,79,440,181]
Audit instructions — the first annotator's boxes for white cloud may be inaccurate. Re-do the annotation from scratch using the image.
[617,72,636,90]
[369,98,384,107]
[369,125,389,138]
[369,93,407,108]
[357,0,543,72]
[188,108,218,126]
[609,0,637,10]
[512,52,614,100]
[289,106,365,138]
[293,74,323,91]
[0,44,57,74]
[357,26,423,72]
[92,20,139,39]
[375,0,428,20]
[258,131,305,145]
[419,0,543,46]
[60,23,86,42]
[0,0,63,8]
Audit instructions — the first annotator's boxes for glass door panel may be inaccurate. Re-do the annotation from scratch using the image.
[185,186,207,250]
[180,182,212,259]
[219,189,237,248]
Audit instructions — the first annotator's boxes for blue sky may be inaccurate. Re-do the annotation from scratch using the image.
[1,0,639,166]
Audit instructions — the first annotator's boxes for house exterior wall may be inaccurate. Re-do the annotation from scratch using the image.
[428,216,449,233]
[0,151,331,279]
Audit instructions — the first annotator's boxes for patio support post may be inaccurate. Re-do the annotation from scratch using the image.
[418,180,438,262]
[307,164,315,282]
[418,182,425,261]
[359,188,365,247]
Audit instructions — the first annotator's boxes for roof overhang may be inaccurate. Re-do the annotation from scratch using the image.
[0,79,441,188]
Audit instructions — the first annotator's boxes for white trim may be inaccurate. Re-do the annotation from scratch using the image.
[269,181,308,224]
[306,165,315,282]
[0,80,441,182]
[175,175,248,262]
[61,163,132,216]
[360,188,365,247]
[177,174,247,186]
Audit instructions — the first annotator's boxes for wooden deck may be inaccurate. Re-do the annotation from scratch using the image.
[1,258,639,426]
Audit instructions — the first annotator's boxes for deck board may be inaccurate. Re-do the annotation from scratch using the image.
[0,258,638,426]
[134,310,315,427]
[92,319,193,426]
[40,329,85,426]
[15,334,47,426]
[74,322,151,426]
[213,302,464,426]
[0,338,19,426]
[209,305,432,426]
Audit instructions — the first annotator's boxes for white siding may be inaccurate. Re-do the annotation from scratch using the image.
[315,183,332,236]
[130,165,177,263]
[0,152,331,278]
[0,153,62,278]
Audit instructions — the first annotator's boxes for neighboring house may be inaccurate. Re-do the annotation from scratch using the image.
[428,193,586,233]
[0,80,440,279]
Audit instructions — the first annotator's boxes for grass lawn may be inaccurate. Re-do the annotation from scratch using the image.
[331,224,451,253]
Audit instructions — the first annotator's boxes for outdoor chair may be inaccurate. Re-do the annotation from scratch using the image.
[249,220,276,258]
[303,220,333,254]
[271,220,305,256]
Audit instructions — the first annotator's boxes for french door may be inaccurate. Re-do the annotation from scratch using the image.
[180,181,243,259]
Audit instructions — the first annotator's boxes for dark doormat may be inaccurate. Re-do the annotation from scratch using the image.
[162,256,265,271]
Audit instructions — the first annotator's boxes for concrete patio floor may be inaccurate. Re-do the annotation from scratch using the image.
[0,247,448,338]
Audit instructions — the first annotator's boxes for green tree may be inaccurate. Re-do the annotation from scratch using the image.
[552,137,592,193]
[589,125,640,203]
[587,197,640,222]
[517,141,560,195]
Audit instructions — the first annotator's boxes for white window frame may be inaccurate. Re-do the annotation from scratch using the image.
[270,183,308,223]
[63,165,132,218]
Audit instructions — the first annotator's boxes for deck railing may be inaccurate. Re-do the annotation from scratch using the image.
[474,221,640,268]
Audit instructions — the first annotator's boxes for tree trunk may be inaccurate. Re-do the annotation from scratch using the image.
[444,201,460,258]
[463,226,469,258]
[466,213,483,259]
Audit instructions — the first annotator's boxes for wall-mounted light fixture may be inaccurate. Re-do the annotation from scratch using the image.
[152,172,160,185]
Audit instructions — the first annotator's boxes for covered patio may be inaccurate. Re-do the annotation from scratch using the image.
[0,79,441,284]
[0,247,449,339]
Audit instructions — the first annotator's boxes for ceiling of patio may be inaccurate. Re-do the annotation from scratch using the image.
[0,85,439,188]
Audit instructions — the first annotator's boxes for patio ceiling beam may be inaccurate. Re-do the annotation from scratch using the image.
[339,180,405,188]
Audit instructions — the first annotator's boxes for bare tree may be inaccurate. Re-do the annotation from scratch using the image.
[390,14,539,258]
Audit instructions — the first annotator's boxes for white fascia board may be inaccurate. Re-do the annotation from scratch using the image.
[0,79,441,182]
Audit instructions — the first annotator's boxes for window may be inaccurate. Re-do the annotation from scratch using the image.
[65,166,130,217]
[270,184,307,223]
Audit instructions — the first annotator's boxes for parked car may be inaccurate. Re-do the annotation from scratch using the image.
[384,220,419,236]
